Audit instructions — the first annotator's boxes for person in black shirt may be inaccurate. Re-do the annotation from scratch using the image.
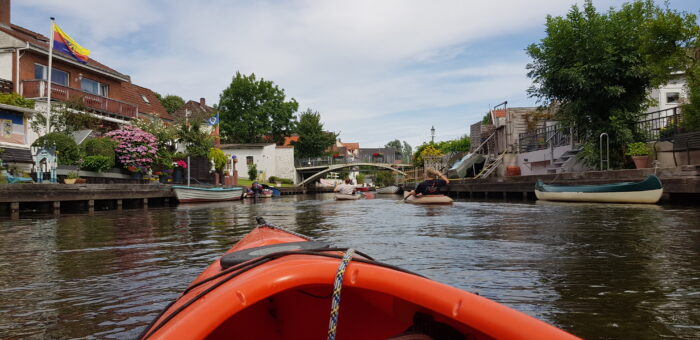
[406,168,449,199]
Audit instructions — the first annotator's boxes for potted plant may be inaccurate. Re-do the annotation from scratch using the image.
[64,171,79,184]
[626,142,651,169]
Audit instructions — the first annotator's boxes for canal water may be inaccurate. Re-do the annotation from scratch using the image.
[0,194,698,339]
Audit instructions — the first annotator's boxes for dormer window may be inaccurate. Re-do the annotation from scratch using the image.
[141,94,150,103]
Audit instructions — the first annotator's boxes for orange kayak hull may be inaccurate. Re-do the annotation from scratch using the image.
[141,225,579,340]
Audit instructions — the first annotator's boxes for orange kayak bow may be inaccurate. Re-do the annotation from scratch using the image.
[140,217,579,340]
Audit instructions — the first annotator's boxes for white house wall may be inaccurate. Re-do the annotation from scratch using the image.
[0,51,13,81]
[274,147,295,183]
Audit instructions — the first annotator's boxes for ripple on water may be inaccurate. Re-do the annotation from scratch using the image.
[0,195,699,339]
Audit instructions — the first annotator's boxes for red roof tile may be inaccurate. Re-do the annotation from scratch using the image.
[121,82,172,121]
[0,24,129,80]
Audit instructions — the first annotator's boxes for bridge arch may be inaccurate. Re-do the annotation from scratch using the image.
[296,163,407,187]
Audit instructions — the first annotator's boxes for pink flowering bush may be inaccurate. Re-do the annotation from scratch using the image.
[105,125,157,173]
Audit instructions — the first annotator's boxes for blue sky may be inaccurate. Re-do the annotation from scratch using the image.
[12,0,700,148]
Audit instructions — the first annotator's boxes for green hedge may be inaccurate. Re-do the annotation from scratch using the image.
[32,132,79,165]
[81,155,113,172]
[268,176,293,185]
[81,137,116,169]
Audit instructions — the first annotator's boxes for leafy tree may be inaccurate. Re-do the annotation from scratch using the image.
[526,0,697,167]
[439,135,471,153]
[208,147,228,172]
[292,109,337,158]
[412,143,443,167]
[177,122,214,158]
[385,139,402,151]
[402,141,413,163]
[218,72,299,144]
[158,94,185,114]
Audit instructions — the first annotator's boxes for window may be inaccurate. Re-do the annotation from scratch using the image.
[141,94,150,103]
[246,156,254,165]
[34,64,69,86]
[81,78,108,96]
[666,92,680,104]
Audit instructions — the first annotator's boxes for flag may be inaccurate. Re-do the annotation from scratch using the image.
[208,113,219,126]
[52,23,90,64]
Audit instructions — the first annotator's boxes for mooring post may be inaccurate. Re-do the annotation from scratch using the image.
[143,198,148,209]
[53,201,60,216]
[117,199,123,211]
[10,202,19,220]
[88,200,95,214]
[522,192,528,201]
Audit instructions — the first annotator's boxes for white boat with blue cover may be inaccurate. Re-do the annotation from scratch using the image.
[173,186,244,203]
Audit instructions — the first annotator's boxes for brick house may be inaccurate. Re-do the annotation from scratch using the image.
[0,0,170,172]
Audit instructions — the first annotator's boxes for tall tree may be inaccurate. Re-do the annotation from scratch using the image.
[526,0,696,167]
[157,94,185,114]
[218,72,298,144]
[292,109,337,158]
[402,141,413,163]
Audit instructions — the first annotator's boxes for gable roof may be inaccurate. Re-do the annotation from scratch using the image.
[172,100,215,123]
[121,83,172,121]
[0,24,130,81]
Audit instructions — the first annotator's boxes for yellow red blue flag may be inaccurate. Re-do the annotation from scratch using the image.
[52,23,90,64]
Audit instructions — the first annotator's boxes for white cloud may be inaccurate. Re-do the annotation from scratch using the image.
[14,0,667,147]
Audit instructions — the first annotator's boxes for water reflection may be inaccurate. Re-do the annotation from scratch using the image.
[0,195,698,339]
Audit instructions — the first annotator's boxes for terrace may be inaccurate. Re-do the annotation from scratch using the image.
[21,80,137,120]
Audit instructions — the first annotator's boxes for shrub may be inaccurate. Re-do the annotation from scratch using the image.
[105,126,157,173]
[0,93,35,109]
[208,148,228,172]
[248,164,257,181]
[82,155,113,172]
[625,142,651,156]
[32,132,80,165]
[81,137,116,169]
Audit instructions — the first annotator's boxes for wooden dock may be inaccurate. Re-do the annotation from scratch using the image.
[0,184,336,219]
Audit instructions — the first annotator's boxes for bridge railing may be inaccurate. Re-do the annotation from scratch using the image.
[295,156,404,168]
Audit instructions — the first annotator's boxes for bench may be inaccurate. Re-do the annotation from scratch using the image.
[673,131,700,165]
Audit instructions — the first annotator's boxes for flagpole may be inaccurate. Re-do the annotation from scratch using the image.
[46,17,55,135]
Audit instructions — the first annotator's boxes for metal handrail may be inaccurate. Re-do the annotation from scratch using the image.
[472,131,497,155]
[600,133,609,171]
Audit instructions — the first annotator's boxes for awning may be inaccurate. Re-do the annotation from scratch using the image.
[0,146,33,163]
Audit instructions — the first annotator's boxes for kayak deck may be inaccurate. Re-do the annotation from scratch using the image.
[141,223,579,340]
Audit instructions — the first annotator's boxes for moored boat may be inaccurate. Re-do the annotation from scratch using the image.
[139,218,579,340]
[403,191,454,205]
[376,185,401,194]
[172,186,244,203]
[535,175,663,204]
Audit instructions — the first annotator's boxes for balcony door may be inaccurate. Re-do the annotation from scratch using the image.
[81,78,108,97]
[34,64,69,86]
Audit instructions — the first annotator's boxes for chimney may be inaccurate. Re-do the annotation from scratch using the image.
[0,0,10,28]
[199,97,206,106]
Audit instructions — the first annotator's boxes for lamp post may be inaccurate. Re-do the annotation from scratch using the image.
[430,126,435,143]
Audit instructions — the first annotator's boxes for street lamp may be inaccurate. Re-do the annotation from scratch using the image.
[430,126,435,143]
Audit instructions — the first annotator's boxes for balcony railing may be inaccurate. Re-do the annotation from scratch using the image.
[22,80,137,119]
[518,124,574,153]
[636,107,683,141]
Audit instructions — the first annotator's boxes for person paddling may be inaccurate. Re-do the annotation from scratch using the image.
[334,178,357,195]
[405,168,449,199]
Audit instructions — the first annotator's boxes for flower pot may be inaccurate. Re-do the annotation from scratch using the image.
[64,178,77,184]
[632,156,649,169]
[174,168,183,184]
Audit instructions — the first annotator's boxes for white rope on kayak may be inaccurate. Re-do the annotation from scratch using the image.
[327,248,355,340]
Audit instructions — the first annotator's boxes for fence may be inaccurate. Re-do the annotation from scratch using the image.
[636,107,683,141]
[518,124,574,153]
[295,155,403,168]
